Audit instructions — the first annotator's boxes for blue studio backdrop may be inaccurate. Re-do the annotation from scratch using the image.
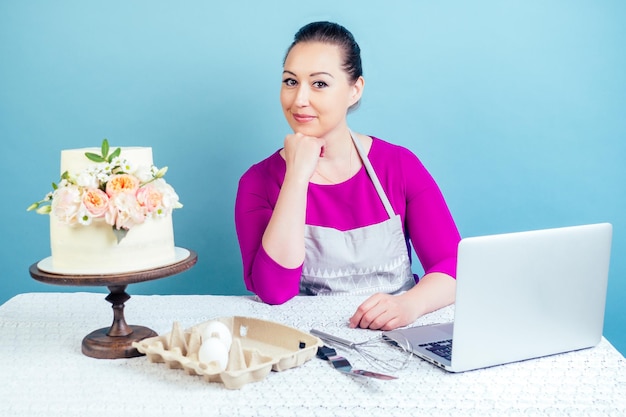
[1,1,625,355]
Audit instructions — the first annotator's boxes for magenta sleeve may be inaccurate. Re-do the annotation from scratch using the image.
[249,246,302,304]
[234,160,302,304]
[398,149,460,279]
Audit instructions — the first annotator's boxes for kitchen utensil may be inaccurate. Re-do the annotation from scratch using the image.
[317,345,397,380]
[310,329,412,372]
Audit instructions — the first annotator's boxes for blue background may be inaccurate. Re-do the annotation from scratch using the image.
[1,1,624,355]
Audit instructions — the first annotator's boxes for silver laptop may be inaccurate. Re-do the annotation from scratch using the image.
[383,223,612,372]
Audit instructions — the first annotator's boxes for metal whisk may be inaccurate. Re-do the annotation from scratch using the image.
[310,329,413,372]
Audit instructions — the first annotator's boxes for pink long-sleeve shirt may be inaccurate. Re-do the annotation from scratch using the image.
[235,137,461,304]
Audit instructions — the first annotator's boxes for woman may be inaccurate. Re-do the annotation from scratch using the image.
[235,21,461,331]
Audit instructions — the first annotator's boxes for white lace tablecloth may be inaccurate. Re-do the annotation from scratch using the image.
[1,292,624,417]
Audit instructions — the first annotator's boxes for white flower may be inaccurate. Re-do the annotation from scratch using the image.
[134,165,155,183]
[77,207,93,226]
[57,178,71,188]
[102,161,115,174]
[96,170,110,184]
[112,157,136,174]
[75,169,99,189]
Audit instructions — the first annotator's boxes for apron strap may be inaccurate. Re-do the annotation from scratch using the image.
[350,130,396,219]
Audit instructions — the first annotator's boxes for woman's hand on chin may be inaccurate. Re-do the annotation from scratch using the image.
[283,132,325,183]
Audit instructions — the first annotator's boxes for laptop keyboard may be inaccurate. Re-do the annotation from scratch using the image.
[420,339,453,361]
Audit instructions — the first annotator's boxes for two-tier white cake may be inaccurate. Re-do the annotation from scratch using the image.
[33,143,181,274]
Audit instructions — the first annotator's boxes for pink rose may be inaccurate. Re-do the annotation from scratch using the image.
[106,193,145,230]
[151,178,180,212]
[51,186,82,224]
[105,174,140,197]
[82,188,109,217]
[136,185,163,214]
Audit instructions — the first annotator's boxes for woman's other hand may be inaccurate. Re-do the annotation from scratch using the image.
[348,272,456,330]
[348,292,417,331]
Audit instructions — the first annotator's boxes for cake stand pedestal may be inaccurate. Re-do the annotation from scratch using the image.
[29,248,198,359]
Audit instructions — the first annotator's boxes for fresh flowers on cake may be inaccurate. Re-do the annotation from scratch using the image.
[28,139,181,241]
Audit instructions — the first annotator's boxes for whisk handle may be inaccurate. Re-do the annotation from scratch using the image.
[310,329,356,349]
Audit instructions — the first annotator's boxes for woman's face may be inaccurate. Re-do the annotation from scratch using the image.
[281,41,363,138]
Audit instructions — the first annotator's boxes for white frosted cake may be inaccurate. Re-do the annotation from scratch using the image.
[31,142,181,274]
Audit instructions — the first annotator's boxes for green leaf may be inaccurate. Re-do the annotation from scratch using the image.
[52,182,58,190]
[85,152,106,163]
[101,138,109,158]
[108,147,121,163]
[112,226,129,243]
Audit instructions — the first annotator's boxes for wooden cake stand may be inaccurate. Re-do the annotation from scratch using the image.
[29,248,198,359]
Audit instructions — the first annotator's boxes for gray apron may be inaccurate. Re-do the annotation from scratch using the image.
[301,132,415,296]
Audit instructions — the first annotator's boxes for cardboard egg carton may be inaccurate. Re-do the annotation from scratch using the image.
[132,316,323,389]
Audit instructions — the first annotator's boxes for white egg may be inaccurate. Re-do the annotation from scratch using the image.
[201,321,232,350]
[198,338,229,371]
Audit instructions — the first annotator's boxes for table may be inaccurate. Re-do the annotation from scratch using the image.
[28,248,198,359]
[1,293,624,417]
